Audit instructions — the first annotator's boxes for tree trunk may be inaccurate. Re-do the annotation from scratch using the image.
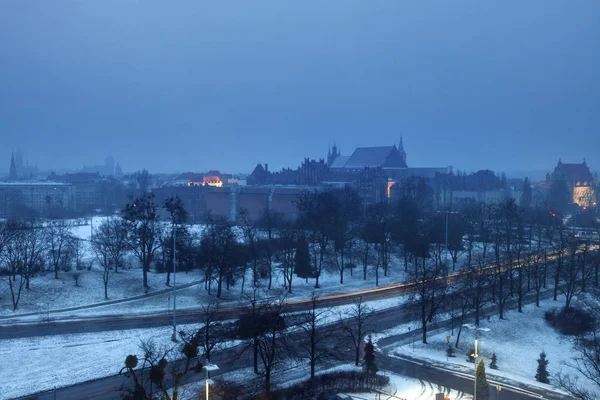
[143,263,149,288]
[253,338,258,373]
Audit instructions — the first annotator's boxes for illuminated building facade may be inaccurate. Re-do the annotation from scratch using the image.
[552,159,597,209]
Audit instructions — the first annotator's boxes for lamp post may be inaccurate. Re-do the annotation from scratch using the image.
[437,209,458,273]
[171,222,177,342]
[204,363,219,400]
[471,324,487,400]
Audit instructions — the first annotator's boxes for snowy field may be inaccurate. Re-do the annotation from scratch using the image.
[1,250,408,321]
[385,296,598,398]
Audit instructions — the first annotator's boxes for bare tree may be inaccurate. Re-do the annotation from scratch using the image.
[547,218,568,301]
[45,219,73,279]
[340,296,374,366]
[296,295,337,379]
[92,223,112,299]
[529,249,547,307]
[123,193,161,288]
[238,292,288,395]
[408,256,448,344]
[238,208,260,288]
[277,221,297,293]
[257,209,283,290]
[1,221,25,310]
[164,196,187,286]
[556,330,600,400]
[192,300,229,363]
[297,190,337,288]
[200,215,237,298]
[331,187,362,284]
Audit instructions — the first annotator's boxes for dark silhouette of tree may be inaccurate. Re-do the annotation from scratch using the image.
[408,256,447,344]
[549,176,571,214]
[535,351,550,383]
[164,196,188,287]
[238,292,287,395]
[257,209,284,290]
[294,234,312,281]
[490,353,498,370]
[277,220,298,293]
[297,190,337,288]
[200,215,237,298]
[521,177,533,209]
[238,209,260,288]
[123,193,161,288]
[119,334,203,400]
[331,187,363,284]
[363,336,378,376]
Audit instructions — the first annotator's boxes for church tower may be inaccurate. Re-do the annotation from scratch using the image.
[327,142,340,167]
[398,135,407,166]
[9,152,17,181]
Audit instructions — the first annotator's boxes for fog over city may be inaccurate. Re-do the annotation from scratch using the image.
[2,2,600,400]
[1,1,599,174]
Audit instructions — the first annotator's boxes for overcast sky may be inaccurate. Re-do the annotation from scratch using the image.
[1,1,599,175]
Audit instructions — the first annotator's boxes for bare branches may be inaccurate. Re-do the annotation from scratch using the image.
[340,296,374,366]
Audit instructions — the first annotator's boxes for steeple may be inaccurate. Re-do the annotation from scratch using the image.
[398,134,407,166]
[9,152,17,181]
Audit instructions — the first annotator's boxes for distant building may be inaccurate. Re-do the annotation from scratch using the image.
[153,185,314,222]
[0,181,76,216]
[80,156,117,177]
[248,137,450,206]
[6,150,39,180]
[551,159,597,209]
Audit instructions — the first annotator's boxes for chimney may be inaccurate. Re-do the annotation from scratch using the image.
[265,164,268,172]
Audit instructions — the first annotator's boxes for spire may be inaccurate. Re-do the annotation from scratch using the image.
[399,134,404,152]
[9,152,17,181]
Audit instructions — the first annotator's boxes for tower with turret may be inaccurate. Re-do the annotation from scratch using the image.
[327,142,340,167]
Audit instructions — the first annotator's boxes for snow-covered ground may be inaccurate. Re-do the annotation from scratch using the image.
[0,294,403,400]
[0,322,210,400]
[1,251,408,321]
[345,373,473,400]
[0,267,200,317]
[382,296,598,398]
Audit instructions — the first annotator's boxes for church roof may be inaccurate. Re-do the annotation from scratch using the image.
[555,162,593,184]
[330,156,350,169]
[343,146,407,169]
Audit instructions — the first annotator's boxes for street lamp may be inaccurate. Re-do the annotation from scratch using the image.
[171,221,177,342]
[204,363,219,400]
[437,209,458,273]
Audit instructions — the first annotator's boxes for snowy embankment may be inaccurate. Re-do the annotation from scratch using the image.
[378,296,598,398]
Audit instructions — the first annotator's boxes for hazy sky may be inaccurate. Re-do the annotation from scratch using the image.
[1,1,599,175]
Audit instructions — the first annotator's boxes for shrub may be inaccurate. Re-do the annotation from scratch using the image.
[545,307,595,336]
[446,346,455,358]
